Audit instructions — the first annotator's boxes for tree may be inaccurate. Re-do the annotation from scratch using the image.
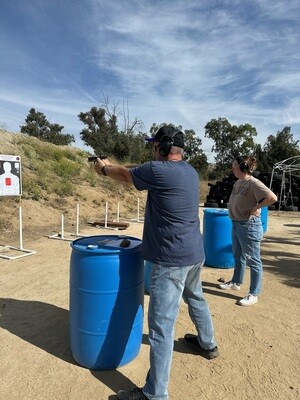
[78,97,144,162]
[188,154,209,177]
[101,93,143,135]
[184,129,204,160]
[78,107,117,156]
[20,108,74,146]
[204,118,257,176]
[44,123,75,146]
[0,121,8,132]
[255,126,300,172]
[183,129,208,176]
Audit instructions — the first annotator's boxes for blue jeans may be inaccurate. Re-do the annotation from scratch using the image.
[143,262,217,400]
[231,217,264,295]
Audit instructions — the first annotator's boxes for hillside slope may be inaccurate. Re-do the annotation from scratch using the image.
[0,131,147,243]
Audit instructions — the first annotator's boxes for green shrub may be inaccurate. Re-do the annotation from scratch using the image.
[51,181,74,197]
[52,159,79,179]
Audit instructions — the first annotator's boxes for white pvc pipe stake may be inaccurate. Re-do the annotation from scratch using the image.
[105,202,108,228]
[76,203,79,236]
[61,214,65,239]
[19,206,23,250]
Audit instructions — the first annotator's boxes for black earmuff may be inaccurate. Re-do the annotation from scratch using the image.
[158,135,174,156]
[236,156,249,172]
[239,161,249,172]
[158,130,180,156]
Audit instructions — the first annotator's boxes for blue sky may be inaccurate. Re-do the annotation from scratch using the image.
[0,0,299,160]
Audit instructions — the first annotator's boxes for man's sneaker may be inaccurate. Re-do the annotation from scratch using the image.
[183,334,219,359]
[237,294,258,306]
[219,281,241,290]
[117,387,148,400]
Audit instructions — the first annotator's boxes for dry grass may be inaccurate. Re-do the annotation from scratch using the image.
[0,131,209,242]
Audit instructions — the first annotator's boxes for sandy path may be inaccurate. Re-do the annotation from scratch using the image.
[0,210,299,400]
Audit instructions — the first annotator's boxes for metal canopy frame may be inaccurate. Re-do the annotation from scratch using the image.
[270,156,300,210]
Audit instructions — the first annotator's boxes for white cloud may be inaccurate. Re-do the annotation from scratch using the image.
[0,0,299,162]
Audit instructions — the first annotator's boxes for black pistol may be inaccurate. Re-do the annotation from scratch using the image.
[88,155,107,162]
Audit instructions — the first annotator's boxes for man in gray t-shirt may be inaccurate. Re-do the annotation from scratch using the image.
[94,125,218,400]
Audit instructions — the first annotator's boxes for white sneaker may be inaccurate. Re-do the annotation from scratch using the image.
[238,294,258,306]
[219,281,241,290]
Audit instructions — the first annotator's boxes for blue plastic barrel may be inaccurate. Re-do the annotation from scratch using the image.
[70,235,144,370]
[203,208,234,268]
[261,206,268,233]
[144,261,152,294]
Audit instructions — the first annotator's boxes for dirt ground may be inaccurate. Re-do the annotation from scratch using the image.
[0,208,299,400]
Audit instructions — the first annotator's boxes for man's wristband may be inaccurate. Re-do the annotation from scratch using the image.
[101,166,107,176]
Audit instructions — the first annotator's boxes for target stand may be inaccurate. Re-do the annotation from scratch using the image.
[0,207,36,260]
[48,214,75,242]
[126,198,145,223]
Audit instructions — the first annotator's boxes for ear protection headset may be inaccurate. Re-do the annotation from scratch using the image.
[236,156,249,172]
[158,130,180,156]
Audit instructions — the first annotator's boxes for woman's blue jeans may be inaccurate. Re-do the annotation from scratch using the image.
[143,262,217,400]
[231,217,264,295]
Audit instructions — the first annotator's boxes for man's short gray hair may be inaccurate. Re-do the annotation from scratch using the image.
[170,146,184,155]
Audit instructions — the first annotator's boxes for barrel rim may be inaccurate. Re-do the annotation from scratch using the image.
[70,235,142,254]
[203,207,229,215]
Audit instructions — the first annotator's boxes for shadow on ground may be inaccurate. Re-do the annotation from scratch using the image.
[0,298,136,394]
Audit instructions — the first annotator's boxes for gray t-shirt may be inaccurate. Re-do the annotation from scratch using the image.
[228,176,271,221]
[130,160,204,267]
